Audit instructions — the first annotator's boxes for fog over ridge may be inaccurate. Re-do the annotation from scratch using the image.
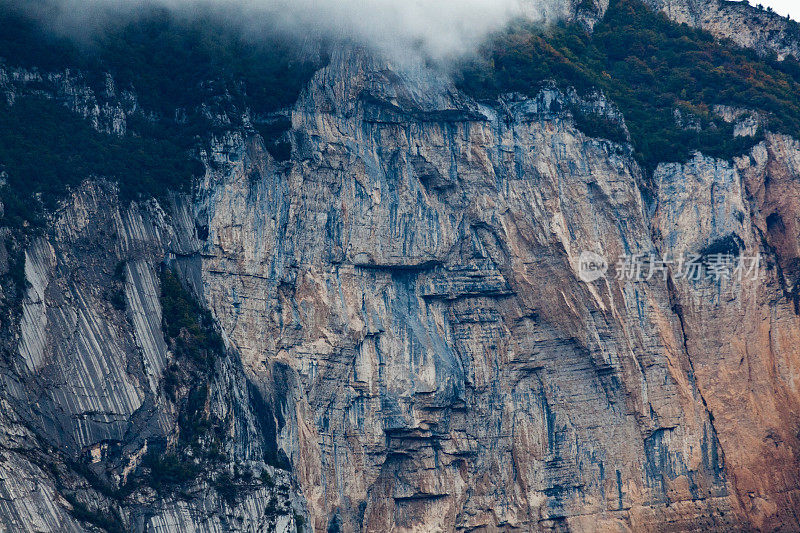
[27,0,570,63]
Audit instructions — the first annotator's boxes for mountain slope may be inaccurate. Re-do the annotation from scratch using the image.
[0,1,800,531]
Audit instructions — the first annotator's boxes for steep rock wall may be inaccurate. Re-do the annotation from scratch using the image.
[1,2,800,530]
[185,50,800,531]
[0,180,307,532]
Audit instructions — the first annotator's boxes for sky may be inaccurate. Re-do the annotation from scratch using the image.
[755,1,800,20]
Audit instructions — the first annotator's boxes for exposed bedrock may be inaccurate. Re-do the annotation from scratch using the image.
[2,22,800,533]
[186,50,800,531]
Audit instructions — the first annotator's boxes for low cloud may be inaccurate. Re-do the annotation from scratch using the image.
[27,0,569,63]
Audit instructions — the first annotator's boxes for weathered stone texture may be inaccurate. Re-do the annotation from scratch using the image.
[2,3,800,531]
[185,50,800,531]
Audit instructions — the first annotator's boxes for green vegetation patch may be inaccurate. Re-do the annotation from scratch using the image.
[139,268,227,493]
[160,268,225,371]
[457,0,800,174]
[0,2,321,231]
[0,2,320,116]
[0,96,203,229]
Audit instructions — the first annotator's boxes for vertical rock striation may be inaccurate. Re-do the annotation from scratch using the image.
[0,181,307,532]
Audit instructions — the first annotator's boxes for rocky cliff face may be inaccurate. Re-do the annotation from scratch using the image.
[2,2,800,533]
[0,178,308,532]
[195,49,799,531]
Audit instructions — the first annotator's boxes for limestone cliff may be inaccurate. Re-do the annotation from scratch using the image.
[1,1,800,532]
